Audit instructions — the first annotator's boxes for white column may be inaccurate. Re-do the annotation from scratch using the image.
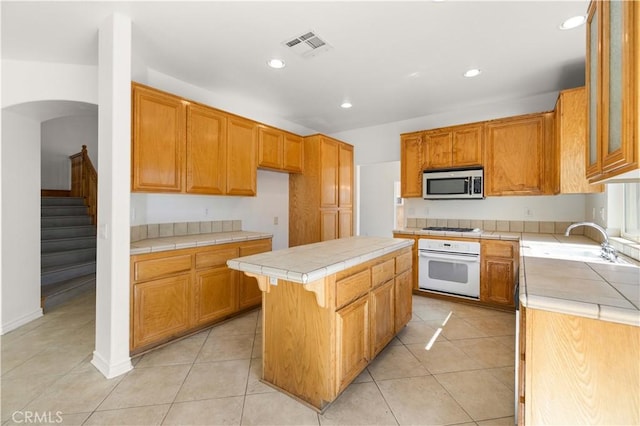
[91,13,133,378]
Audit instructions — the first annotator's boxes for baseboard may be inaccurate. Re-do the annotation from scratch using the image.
[41,189,71,197]
[0,308,43,335]
[91,350,133,379]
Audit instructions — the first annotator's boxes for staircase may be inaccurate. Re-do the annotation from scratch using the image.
[41,196,96,311]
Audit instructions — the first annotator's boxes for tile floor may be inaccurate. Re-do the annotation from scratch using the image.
[1,291,516,425]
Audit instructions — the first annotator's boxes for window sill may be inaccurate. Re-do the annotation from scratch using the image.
[609,237,640,262]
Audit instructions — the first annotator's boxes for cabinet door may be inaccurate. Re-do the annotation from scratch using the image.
[320,138,340,207]
[227,116,257,196]
[338,209,353,239]
[452,125,483,167]
[480,257,515,307]
[336,295,370,393]
[132,84,186,192]
[370,280,395,357]
[258,125,284,170]
[586,0,602,179]
[394,269,413,333]
[338,144,353,208]
[132,274,191,349]
[485,115,547,196]
[424,130,452,169]
[186,104,227,194]
[320,209,338,241]
[283,133,304,173]
[194,266,238,326]
[238,240,272,309]
[400,133,423,198]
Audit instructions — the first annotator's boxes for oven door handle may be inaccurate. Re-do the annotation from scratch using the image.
[419,251,480,263]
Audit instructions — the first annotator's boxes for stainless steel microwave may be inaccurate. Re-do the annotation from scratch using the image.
[423,167,484,199]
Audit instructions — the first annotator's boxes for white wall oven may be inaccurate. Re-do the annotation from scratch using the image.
[418,238,480,299]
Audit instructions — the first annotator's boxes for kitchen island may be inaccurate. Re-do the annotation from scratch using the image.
[227,236,414,411]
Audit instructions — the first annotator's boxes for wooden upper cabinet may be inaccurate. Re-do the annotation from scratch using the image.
[257,125,283,170]
[452,125,483,166]
[423,130,452,169]
[186,104,227,195]
[555,87,603,194]
[423,124,483,170]
[283,133,304,173]
[400,132,423,198]
[587,0,639,182]
[339,144,354,208]
[320,137,340,208]
[257,126,304,173]
[132,84,186,192]
[226,116,257,196]
[484,113,552,196]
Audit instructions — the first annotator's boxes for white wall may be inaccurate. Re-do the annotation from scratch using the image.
[1,110,43,332]
[358,161,401,237]
[41,115,99,190]
[131,170,290,250]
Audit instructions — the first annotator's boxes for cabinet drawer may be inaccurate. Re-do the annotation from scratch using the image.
[484,242,515,258]
[133,254,192,282]
[395,251,412,274]
[336,269,371,308]
[196,247,239,270]
[239,239,272,256]
[371,259,394,288]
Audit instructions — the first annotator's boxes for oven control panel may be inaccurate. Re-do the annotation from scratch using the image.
[418,238,481,255]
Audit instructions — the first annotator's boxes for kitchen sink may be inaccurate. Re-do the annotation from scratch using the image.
[522,242,632,265]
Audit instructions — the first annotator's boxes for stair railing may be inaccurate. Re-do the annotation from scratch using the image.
[70,145,98,225]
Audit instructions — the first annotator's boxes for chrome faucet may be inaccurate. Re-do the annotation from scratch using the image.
[565,222,617,262]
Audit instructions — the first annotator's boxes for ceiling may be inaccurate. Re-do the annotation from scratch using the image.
[2,1,590,133]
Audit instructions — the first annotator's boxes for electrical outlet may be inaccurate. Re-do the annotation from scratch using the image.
[525,208,533,217]
[273,216,279,225]
[592,207,596,220]
[600,207,606,221]
[205,208,209,216]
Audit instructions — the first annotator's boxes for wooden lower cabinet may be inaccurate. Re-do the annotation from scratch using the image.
[194,267,237,326]
[394,269,413,331]
[480,240,519,307]
[261,246,412,411]
[132,274,191,349]
[520,307,639,425]
[130,237,272,353]
[336,295,370,392]
[370,280,395,358]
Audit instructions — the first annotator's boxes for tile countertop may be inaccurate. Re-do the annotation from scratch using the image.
[394,228,639,327]
[519,233,639,327]
[226,236,414,284]
[130,231,273,255]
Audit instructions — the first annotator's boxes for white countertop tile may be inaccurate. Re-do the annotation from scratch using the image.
[130,231,273,255]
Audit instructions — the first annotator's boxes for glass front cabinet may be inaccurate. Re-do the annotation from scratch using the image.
[586,0,639,182]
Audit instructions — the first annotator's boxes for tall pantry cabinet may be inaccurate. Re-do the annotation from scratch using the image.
[289,135,354,247]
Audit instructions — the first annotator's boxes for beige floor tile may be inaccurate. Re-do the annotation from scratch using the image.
[411,305,454,322]
[377,375,471,425]
[406,341,483,374]
[251,333,262,358]
[465,316,515,337]
[366,345,429,381]
[25,369,122,414]
[452,337,514,369]
[2,345,89,380]
[319,382,397,425]
[395,321,440,345]
[1,374,63,421]
[352,368,374,384]
[439,316,489,340]
[98,364,190,410]
[2,411,92,426]
[486,366,516,391]
[175,359,249,401]
[84,404,170,425]
[435,370,514,421]
[137,331,208,368]
[476,416,516,425]
[196,333,254,363]
[246,358,276,395]
[210,310,259,336]
[163,396,244,425]
[241,392,319,426]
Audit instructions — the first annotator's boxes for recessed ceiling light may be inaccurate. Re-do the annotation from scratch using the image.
[463,68,481,78]
[267,58,285,69]
[559,15,586,30]
[340,102,353,109]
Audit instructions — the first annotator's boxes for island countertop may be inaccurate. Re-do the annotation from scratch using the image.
[226,236,414,284]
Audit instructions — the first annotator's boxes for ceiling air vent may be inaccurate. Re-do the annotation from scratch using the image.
[283,31,332,58]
